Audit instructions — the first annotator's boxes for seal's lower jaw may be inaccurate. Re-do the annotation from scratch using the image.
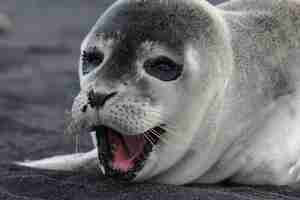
[95,125,164,181]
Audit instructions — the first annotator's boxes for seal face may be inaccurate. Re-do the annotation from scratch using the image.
[71,0,234,182]
[71,0,218,181]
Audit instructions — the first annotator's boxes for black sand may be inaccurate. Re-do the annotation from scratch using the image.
[1,0,300,199]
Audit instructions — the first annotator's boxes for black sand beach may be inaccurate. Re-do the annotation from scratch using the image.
[1,0,300,199]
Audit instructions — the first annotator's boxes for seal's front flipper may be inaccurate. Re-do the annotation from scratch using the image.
[15,149,99,172]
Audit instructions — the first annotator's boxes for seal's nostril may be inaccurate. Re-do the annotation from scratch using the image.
[88,90,118,109]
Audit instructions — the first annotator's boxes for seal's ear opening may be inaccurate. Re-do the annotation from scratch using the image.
[143,56,183,81]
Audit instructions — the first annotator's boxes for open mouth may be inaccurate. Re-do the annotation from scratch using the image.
[94,125,165,180]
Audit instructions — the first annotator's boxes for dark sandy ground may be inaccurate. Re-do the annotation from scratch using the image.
[1,0,300,199]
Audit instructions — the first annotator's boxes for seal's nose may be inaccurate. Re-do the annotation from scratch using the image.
[87,89,117,109]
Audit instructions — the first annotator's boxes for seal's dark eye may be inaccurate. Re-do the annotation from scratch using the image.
[81,48,104,75]
[144,56,183,81]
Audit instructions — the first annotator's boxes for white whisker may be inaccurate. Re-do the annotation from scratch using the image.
[142,119,180,138]
[146,131,158,143]
[143,134,155,147]
[148,129,171,145]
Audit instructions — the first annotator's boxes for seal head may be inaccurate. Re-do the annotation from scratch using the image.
[70,0,233,184]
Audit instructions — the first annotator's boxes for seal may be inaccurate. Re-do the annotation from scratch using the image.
[18,0,300,186]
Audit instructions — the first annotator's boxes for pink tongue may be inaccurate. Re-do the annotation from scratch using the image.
[108,129,146,172]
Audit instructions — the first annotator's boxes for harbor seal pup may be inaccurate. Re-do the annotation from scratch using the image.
[18,0,300,186]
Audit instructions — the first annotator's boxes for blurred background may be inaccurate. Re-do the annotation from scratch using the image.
[0,0,114,162]
[2,0,300,200]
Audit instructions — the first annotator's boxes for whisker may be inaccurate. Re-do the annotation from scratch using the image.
[146,130,177,144]
[142,119,180,138]
[146,131,158,144]
[147,129,171,145]
[144,118,190,146]
[148,128,162,138]
[143,134,155,147]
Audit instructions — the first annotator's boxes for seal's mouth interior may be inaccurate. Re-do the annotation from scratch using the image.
[95,125,165,180]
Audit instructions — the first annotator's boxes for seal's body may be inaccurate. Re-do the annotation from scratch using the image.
[19,0,300,186]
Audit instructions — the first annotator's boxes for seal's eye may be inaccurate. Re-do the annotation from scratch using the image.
[144,56,183,81]
[81,48,104,75]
